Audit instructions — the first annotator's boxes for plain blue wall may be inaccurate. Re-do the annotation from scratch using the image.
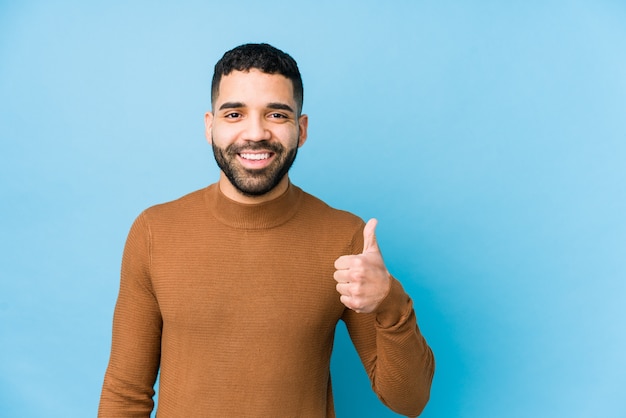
[1,1,625,417]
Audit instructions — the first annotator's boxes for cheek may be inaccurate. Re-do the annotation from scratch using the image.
[276,126,301,145]
[211,124,237,145]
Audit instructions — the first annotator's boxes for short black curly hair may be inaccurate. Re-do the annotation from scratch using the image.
[211,43,304,115]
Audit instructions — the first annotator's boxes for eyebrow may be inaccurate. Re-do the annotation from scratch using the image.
[218,101,295,113]
[218,102,245,111]
[267,102,295,113]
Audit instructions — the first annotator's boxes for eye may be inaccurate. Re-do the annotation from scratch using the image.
[268,112,288,119]
[225,112,242,119]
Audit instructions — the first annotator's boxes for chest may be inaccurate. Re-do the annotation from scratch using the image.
[149,226,346,340]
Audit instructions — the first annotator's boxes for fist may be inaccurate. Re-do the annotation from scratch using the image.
[334,218,391,313]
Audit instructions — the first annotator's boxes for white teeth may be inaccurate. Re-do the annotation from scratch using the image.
[240,153,270,161]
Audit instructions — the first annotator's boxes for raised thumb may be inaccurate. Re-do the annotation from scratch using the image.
[362,218,380,254]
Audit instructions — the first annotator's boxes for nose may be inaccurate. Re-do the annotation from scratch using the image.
[242,114,271,142]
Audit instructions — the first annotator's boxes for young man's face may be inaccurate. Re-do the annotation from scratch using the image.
[205,69,308,201]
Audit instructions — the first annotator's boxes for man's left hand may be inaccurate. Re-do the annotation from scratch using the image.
[334,218,391,313]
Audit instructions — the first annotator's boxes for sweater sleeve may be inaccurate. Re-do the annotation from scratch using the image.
[342,230,435,417]
[99,213,162,417]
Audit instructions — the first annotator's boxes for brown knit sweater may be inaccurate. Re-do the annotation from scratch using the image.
[98,183,434,417]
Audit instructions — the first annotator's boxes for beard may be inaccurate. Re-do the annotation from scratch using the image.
[211,138,299,197]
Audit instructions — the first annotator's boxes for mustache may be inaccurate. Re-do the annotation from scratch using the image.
[224,140,284,155]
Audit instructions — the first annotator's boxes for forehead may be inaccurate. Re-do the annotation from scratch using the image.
[215,69,295,105]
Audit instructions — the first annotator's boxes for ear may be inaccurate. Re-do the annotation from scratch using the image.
[204,112,214,144]
[298,114,308,148]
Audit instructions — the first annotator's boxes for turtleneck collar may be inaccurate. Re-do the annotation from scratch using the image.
[204,182,302,229]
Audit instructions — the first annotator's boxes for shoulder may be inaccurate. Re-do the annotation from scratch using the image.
[300,187,361,219]
[139,185,212,224]
[294,186,364,240]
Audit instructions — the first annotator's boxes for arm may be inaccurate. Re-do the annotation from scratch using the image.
[342,278,434,417]
[335,219,434,416]
[99,213,162,417]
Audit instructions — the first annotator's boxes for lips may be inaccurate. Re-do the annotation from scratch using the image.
[227,141,282,169]
[236,150,276,170]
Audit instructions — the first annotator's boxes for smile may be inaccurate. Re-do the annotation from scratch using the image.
[240,152,272,161]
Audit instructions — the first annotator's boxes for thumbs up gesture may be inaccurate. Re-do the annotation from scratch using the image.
[334,218,391,313]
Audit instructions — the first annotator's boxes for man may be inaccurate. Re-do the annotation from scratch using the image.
[99,43,434,417]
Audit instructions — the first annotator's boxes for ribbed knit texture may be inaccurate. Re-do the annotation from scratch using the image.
[98,183,434,417]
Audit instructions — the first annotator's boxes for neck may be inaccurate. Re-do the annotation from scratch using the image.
[218,173,291,204]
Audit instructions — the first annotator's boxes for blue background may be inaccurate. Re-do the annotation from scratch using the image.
[1,1,625,417]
